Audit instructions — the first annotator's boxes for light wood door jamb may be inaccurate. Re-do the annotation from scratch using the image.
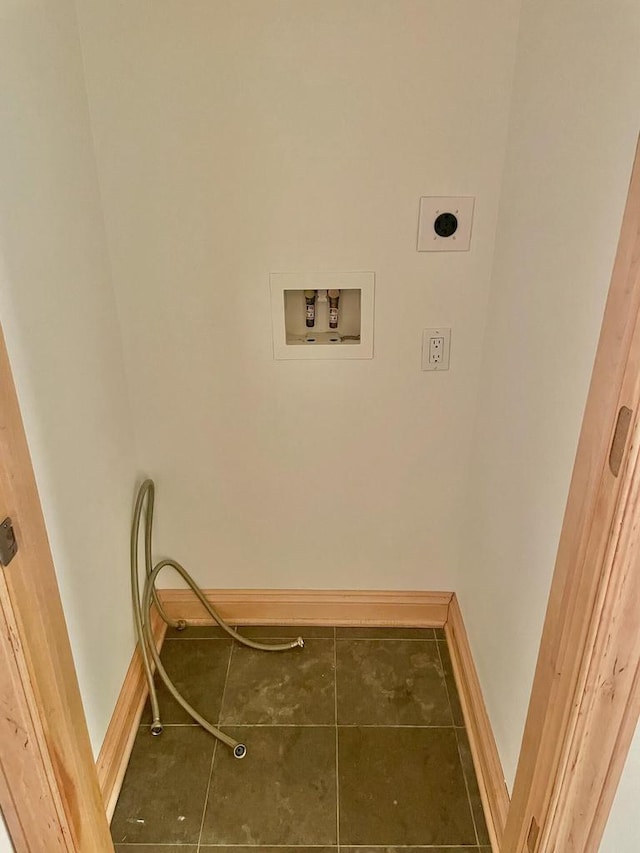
[503,136,640,852]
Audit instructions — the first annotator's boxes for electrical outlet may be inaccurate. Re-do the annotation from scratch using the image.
[422,328,451,371]
[429,336,445,363]
[417,197,475,252]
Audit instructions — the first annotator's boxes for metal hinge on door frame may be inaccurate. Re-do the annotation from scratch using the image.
[0,517,18,566]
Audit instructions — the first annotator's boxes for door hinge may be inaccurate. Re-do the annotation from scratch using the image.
[0,517,18,566]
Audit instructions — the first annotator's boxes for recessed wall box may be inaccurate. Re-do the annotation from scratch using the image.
[417,196,475,252]
[270,271,374,360]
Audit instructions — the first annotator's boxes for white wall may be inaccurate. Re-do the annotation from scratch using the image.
[0,811,13,853]
[457,0,640,798]
[0,0,137,752]
[601,724,640,851]
[75,0,520,590]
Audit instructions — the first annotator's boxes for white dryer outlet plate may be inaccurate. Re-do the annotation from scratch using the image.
[417,196,475,252]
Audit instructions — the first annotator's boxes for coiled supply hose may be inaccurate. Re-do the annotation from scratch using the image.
[131,478,304,759]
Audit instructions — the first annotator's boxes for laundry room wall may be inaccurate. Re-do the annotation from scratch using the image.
[456,0,640,807]
[601,722,640,853]
[0,0,137,752]
[75,0,521,591]
[0,811,12,853]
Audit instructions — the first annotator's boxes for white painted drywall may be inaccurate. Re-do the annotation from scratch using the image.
[0,811,13,853]
[75,0,520,590]
[457,0,640,796]
[601,723,640,851]
[0,0,136,753]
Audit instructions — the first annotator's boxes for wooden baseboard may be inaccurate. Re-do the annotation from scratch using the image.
[445,594,510,852]
[96,608,166,822]
[157,588,452,627]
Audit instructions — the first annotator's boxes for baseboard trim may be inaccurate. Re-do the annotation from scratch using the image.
[157,588,452,626]
[96,607,166,822]
[445,594,509,852]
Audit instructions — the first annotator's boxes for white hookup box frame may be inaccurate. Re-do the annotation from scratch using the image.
[270,271,375,360]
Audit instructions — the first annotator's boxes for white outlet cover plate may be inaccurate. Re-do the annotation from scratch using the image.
[417,196,475,252]
[422,327,451,371]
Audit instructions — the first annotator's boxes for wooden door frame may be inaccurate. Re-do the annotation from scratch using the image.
[1,141,640,853]
[502,135,640,852]
[0,325,113,851]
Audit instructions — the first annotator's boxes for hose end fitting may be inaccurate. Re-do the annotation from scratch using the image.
[296,637,304,649]
[233,743,247,759]
[150,721,163,736]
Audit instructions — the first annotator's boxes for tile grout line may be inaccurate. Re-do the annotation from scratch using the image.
[166,636,440,642]
[219,637,235,730]
[453,726,480,849]
[336,637,441,643]
[334,626,340,853]
[434,639,455,731]
[138,722,470,729]
[195,739,218,853]
[196,639,234,852]
[435,639,479,848]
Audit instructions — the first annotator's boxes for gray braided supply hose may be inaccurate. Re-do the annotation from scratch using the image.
[131,479,304,758]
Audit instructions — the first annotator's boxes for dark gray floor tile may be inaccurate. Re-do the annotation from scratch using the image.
[235,624,333,638]
[110,726,214,845]
[341,848,482,852]
[116,847,197,852]
[338,727,475,846]
[142,638,231,725]
[201,849,336,852]
[336,626,436,639]
[337,639,452,726]
[220,640,335,725]
[200,726,337,845]
[456,728,490,845]
[434,627,447,639]
[164,624,231,638]
[438,639,465,727]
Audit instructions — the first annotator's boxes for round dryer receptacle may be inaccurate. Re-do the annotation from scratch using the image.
[434,211,458,238]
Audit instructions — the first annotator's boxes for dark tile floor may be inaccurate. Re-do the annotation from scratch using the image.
[111,625,492,852]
